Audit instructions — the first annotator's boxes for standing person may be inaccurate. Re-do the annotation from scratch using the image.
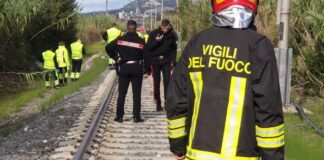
[103,23,122,75]
[55,41,70,85]
[147,19,177,112]
[70,39,86,81]
[166,1,284,160]
[103,23,122,44]
[106,20,150,123]
[41,48,59,88]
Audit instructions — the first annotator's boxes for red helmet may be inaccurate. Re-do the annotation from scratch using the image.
[211,0,258,13]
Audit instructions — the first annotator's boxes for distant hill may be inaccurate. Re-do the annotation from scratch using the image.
[109,0,176,16]
[81,0,176,18]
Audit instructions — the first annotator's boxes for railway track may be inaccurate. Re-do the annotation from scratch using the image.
[51,73,174,160]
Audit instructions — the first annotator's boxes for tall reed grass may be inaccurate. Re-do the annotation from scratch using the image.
[77,15,125,44]
[179,0,324,95]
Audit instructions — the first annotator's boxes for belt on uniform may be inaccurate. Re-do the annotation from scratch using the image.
[153,55,166,60]
[125,60,141,64]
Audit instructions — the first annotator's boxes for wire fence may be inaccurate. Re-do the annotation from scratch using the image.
[0,71,45,86]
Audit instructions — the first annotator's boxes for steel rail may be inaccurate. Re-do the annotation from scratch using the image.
[73,78,117,160]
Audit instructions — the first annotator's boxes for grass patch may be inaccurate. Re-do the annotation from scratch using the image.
[85,41,106,55]
[286,97,324,159]
[41,56,109,109]
[0,84,45,119]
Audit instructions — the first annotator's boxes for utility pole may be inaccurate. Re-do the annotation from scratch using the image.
[154,0,157,28]
[176,0,179,32]
[278,0,291,48]
[106,0,109,15]
[176,0,181,50]
[276,0,293,105]
[161,0,164,21]
[150,0,153,30]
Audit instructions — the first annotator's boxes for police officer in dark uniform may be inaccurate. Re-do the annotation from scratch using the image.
[106,20,150,123]
[166,0,284,160]
[146,19,177,112]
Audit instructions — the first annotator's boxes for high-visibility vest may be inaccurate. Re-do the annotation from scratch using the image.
[42,50,56,70]
[71,41,84,60]
[144,34,149,43]
[137,32,144,39]
[55,46,69,68]
[107,27,122,44]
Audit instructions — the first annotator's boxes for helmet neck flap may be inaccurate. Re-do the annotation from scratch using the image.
[210,5,254,29]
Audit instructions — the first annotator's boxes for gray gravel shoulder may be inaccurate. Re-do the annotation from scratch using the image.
[0,69,110,160]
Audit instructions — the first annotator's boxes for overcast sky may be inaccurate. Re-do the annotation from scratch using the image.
[78,0,129,13]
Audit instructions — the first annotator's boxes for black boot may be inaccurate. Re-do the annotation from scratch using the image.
[156,104,163,112]
[133,117,144,123]
[59,79,64,85]
[64,78,68,85]
[114,117,123,123]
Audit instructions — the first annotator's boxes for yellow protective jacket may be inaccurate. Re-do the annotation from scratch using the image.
[166,26,284,160]
[71,41,85,60]
[144,34,149,43]
[42,50,57,70]
[107,27,122,44]
[55,45,70,68]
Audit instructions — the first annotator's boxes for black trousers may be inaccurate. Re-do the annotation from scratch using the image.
[72,59,83,79]
[116,63,143,119]
[45,70,57,81]
[152,62,171,106]
[44,70,58,87]
[58,67,68,84]
[72,59,82,72]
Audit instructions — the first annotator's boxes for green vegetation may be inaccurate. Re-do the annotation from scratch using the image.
[286,96,324,159]
[85,41,106,55]
[290,0,324,96]
[179,0,324,96]
[0,0,78,72]
[0,84,45,119]
[179,0,211,43]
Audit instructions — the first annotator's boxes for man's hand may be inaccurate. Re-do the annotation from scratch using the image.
[117,57,122,63]
[175,155,185,160]
[155,34,164,42]
[144,73,150,78]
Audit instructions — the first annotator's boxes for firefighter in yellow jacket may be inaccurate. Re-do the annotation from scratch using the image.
[166,0,284,160]
[41,49,59,88]
[56,41,70,85]
[70,39,86,81]
[103,23,122,44]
